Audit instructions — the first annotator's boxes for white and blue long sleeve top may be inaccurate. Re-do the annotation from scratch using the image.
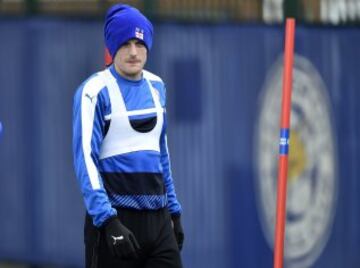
[73,65,181,227]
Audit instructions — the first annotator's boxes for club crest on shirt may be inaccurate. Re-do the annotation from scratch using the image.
[254,55,338,268]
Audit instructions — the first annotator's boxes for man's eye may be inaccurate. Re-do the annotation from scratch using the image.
[135,42,145,47]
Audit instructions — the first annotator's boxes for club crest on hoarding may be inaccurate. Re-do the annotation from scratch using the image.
[254,55,338,268]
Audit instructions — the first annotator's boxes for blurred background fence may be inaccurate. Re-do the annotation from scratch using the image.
[1,0,360,24]
[0,1,359,268]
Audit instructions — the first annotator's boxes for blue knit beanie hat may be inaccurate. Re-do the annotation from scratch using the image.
[104,4,153,58]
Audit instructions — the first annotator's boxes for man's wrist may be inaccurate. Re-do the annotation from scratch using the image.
[170,212,181,219]
[102,215,119,229]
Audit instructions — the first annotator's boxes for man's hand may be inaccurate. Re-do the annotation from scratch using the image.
[104,216,140,259]
[171,214,184,251]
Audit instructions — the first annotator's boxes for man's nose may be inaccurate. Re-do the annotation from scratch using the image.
[129,43,137,56]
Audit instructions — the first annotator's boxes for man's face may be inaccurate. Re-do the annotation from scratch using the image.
[113,39,147,80]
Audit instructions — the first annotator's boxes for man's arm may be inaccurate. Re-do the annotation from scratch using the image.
[160,114,182,215]
[72,77,117,227]
[160,114,184,250]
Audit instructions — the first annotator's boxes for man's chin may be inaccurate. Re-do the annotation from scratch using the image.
[126,66,142,73]
[123,70,142,80]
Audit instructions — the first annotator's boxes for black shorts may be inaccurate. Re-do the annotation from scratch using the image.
[84,208,183,268]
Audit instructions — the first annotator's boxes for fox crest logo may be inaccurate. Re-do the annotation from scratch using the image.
[254,55,338,268]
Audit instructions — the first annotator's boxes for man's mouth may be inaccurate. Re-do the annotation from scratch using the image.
[127,60,140,64]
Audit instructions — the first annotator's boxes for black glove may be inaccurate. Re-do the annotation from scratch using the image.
[171,214,184,251]
[103,216,140,259]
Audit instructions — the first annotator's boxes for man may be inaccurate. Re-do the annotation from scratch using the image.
[72,4,184,267]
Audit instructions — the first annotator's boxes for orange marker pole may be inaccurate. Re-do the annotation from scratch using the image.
[273,18,296,268]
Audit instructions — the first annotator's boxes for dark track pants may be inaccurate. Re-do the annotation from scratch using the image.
[85,208,183,268]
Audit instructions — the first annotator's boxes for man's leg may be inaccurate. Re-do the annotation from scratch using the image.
[84,214,100,268]
[145,211,183,268]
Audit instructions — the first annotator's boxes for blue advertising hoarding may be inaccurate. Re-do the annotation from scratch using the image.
[0,20,359,267]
